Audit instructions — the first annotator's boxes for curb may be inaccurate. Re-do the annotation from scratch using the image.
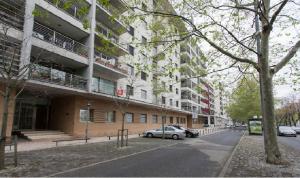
[218,130,246,177]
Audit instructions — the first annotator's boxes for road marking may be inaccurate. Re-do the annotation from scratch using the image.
[218,131,246,177]
[49,142,180,177]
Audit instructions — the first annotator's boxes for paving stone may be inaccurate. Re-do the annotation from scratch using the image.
[225,134,300,177]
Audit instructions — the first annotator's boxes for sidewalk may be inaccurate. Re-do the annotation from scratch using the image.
[5,134,140,153]
[6,127,223,153]
[225,133,300,177]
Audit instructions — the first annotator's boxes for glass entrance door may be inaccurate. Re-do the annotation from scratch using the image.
[13,102,35,130]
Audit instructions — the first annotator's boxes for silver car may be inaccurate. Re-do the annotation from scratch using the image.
[143,126,185,140]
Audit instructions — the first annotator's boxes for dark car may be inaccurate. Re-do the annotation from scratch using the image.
[169,125,199,138]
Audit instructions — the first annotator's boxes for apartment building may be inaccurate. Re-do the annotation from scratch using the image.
[0,0,215,138]
[214,84,227,127]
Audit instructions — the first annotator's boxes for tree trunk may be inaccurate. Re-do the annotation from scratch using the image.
[0,86,11,169]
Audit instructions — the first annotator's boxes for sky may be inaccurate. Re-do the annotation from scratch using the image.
[172,0,300,100]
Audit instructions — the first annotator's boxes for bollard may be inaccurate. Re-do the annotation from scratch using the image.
[14,135,17,167]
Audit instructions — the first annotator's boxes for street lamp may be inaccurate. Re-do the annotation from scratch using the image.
[85,102,91,143]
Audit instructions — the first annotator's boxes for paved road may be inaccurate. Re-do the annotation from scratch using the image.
[55,129,244,177]
[278,135,300,151]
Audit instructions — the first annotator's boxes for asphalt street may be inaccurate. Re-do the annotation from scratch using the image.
[278,134,300,151]
[55,129,244,177]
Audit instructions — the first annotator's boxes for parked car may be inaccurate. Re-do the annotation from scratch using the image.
[291,126,300,134]
[143,126,185,140]
[169,125,199,138]
[278,126,297,137]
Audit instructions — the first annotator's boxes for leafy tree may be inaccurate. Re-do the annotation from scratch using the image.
[226,77,261,123]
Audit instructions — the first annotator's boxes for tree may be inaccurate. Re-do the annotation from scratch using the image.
[226,77,261,123]
[126,0,300,164]
[0,25,33,169]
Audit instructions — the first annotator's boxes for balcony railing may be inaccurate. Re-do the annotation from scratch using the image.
[0,39,21,75]
[95,23,128,51]
[31,64,88,90]
[96,0,124,17]
[94,50,128,75]
[45,0,87,22]
[0,0,24,30]
[33,22,89,58]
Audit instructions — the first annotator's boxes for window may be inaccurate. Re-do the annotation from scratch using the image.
[129,26,134,36]
[162,96,166,104]
[162,116,167,124]
[152,115,158,123]
[176,75,178,82]
[169,72,173,78]
[80,109,94,122]
[176,101,179,107]
[126,85,134,96]
[162,82,166,89]
[129,45,134,56]
[169,99,173,106]
[140,114,147,123]
[153,0,157,9]
[141,71,147,81]
[180,117,186,124]
[169,117,173,124]
[141,89,147,99]
[142,3,147,11]
[105,111,116,123]
[176,88,179,94]
[126,113,134,123]
[169,85,173,92]
[127,65,134,76]
[176,117,179,124]
[142,36,147,44]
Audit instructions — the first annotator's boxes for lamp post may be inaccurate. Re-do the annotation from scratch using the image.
[85,102,91,143]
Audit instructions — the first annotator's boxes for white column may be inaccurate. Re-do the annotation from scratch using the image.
[85,0,96,93]
[19,0,35,74]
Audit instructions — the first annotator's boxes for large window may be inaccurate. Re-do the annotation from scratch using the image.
[80,109,94,122]
[141,89,147,99]
[169,99,173,106]
[127,65,134,76]
[129,26,134,36]
[140,114,147,123]
[92,77,116,95]
[126,113,134,123]
[169,85,173,92]
[105,111,116,123]
[162,96,166,104]
[126,85,134,96]
[169,116,173,124]
[152,115,158,123]
[129,45,134,56]
[141,71,147,81]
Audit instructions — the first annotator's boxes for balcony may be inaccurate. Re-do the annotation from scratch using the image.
[95,23,128,56]
[94,50,128,79]
[45,0,89,22]
[0,0,24,30]
[95,0,127,35]
[0,37,21,75]
[33,22,89,58]
[31,64,88,90]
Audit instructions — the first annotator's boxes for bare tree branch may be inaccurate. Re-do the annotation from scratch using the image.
[271,40,300,74]
[269,0,288,27]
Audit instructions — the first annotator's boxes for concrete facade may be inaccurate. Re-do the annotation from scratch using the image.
[0,0,216,137]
